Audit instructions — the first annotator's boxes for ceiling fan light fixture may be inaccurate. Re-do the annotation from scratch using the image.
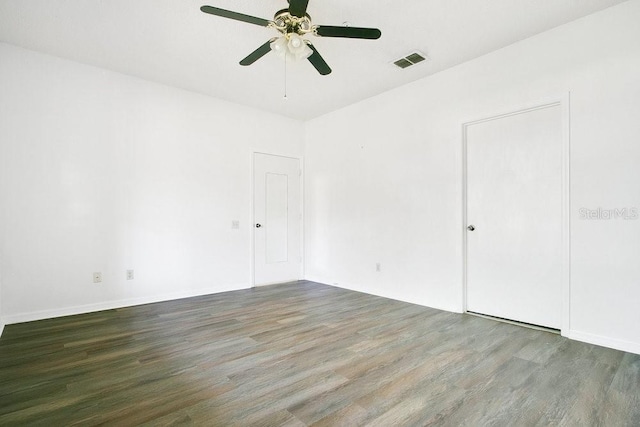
[270,34,313,61]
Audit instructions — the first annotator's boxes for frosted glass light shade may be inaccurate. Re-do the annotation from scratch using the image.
[270,37,288,58]
[270,35,313,61]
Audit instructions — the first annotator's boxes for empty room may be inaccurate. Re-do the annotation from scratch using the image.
[1,0,639,425]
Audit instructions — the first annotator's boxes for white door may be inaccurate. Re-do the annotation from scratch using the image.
[466,105,563,329]
[253,153,302,286]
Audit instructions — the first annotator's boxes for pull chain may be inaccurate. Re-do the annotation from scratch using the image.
[284,52,288,100]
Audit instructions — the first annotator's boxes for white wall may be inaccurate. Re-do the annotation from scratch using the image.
[0,259,3,336]
[0,42,304,324]
[304,1,640,354]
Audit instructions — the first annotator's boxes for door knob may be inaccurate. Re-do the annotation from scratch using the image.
[255,223,262,228]
[467,225,475,231]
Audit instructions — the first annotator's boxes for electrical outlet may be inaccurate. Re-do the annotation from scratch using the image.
[126,269,134,280]
[376,262,381,272]
[93,272,102,283]
[231,220,240,229]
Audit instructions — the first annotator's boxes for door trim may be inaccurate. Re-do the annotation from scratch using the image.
[251,152,304,288]
[461,95,571,335]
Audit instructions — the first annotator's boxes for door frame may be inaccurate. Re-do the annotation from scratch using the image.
[461,95,571,335]
[251,152,304,288]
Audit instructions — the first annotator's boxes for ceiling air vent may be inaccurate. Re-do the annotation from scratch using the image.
[392,51,428,69]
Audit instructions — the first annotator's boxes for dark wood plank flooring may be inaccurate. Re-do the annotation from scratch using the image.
[1,281,638,426]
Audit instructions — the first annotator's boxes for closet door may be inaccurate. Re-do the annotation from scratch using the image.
[466,105,562,329]
[253,153,302,286]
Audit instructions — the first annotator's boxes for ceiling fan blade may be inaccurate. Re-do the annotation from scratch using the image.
[307,43,331,75]
[200,5,271,27]
[240,39,276,66]
[288,0,310,18]
[315,25,381,39]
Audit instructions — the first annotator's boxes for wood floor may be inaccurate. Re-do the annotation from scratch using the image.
[1,281,638,426]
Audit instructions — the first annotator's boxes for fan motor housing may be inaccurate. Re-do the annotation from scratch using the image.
[273,9,312,34]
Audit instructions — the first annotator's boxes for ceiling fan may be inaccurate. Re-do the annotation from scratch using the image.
[200,0,382,75]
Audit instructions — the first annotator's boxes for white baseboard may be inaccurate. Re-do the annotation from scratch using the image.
[568,330,640,355]
[3,284,249,325]
[304,276,463,314]
[0,322,4,338]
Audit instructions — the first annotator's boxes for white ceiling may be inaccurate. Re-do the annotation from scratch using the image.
[0,0,628,120]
